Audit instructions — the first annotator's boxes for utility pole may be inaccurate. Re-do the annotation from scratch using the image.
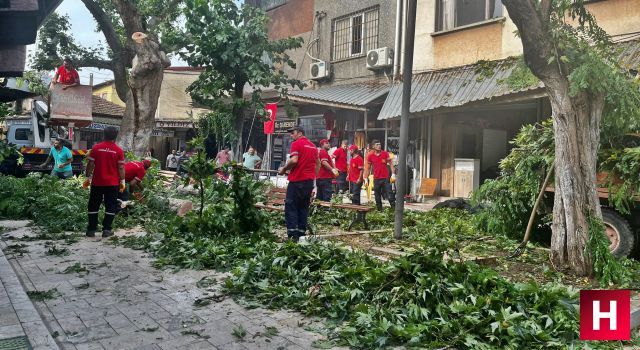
[394,0,417,239]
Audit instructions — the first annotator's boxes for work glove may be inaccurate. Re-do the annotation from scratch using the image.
[133,192,143,201]
[119,180,126,193]
[82,177,91,189]
[390,174,396,184]
[332,169,339,177]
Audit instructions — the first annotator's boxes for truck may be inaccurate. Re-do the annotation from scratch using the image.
[1,100,89,176]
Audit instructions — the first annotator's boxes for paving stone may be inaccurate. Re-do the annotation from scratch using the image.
[0,324,25,338]
[73,341,105,350]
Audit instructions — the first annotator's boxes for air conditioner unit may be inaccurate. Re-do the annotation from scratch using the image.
[366,47,393,70]
[310,61,330,80]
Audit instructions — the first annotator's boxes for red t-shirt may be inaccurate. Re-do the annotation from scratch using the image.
[317,149,335,179]
[332,147,348,172]
[88,141,124,186]
[57,66,80,85]
[124,161,146,183]
[367,151,391,180]
[288,137,318,182]
[348,155,364,183]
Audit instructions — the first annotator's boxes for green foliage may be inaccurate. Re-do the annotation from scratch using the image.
[501,57,540,91]
[27,288,60,301]
[587,215,633,287]
[472,120,555,239]
[600,145,640,214]
[181,0,304,138]
[197,110,237,153]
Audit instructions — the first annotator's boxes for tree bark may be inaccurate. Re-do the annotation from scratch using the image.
[503,0,605,276]
[117,36,170,155]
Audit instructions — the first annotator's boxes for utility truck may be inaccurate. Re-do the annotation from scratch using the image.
[1,85,93,176]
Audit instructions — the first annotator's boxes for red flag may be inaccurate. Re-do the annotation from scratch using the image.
[263,103,277,135]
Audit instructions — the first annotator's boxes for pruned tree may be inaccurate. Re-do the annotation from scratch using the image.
[180,0,304,159]
[32,1,184,155]
[501,0,639,276]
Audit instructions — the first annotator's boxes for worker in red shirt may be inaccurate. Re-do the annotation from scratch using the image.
[83,127,125,238]
[316,139,339,202]
[51,57,80,90]
[278,125,320,242]
[121,159,151,201]
[364,139,396,211]
[347,145,364,205]
[331,140,348,193]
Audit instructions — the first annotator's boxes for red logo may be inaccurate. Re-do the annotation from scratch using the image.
[580,290,630,340]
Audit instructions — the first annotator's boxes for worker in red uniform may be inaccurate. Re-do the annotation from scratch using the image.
[121,159,152,201]
[316,139,339,202]
[331,140,348,193]
[278,125,319,242]
[83,127,125,238]
[347,145,364,205]
[51,57,80,90]
[364,139,396,211]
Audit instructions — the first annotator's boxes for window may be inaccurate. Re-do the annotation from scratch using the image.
[14,128,30,141]
[332,7,379,61]
[436,0,503,32]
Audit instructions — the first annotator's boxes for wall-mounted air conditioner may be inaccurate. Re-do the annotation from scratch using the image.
[310,61,330,80]
[366,47,393,70]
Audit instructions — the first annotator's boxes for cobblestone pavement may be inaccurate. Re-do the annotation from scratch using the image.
[0,220,347,350]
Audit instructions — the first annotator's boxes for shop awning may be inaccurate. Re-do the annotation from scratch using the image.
[378,59,544,120]
[288,81,390,111]
[379,38,640,120]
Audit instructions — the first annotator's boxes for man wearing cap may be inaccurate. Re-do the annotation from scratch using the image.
[364,139,396,211]
[316,139,339,202]
[121,159,152,202]
[331,140,348,193]
[82,127,125,238]
[347,145,364,205]
[278,126,320,242]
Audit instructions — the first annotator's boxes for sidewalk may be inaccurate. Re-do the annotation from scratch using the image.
[0,220,346,350]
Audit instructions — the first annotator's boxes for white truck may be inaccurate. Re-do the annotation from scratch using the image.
[1,100,88,176]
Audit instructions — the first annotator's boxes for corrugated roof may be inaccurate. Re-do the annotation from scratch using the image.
[288,81,391,109]
[379,39,640,120]
[378,59,543,120]
[92,95,124,118]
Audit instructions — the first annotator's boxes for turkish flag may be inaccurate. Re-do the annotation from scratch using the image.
[263,103,277,135]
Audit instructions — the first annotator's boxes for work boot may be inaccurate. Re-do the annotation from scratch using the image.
[85,230,95,238]
[102,230,114,238]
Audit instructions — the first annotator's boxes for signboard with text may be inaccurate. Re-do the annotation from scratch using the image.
[274,120,296,134]
[50,84,93,127]
[155,120,194,129]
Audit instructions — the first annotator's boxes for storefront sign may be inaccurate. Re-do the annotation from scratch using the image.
[5,118,31,126]
[155,120,194,129]
[274,120,297,134]
[84,123,174,137]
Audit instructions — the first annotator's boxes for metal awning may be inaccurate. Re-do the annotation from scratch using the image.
[378,59,544,120]
[379,39,640,120]
[288,81,390,111]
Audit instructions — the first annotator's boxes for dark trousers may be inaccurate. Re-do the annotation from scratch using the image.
[284,180,314,239]
[373,178,395,211]
[336,171,347,192]
[316,178,333,202]
[87,186,119,232]
[350,182,362,205]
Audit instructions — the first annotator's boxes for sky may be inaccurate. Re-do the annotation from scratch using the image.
[27,0,191,85]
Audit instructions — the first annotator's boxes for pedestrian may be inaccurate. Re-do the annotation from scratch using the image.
[316,139,338,202]
[82,126,125,238]
[242,146,262,170]
[216,146,231,166]
[347,145,364,205]
[120,159,151,202]
[166,150,178,171]
[40,138,74,179]
[278,125,319,242]
[50,57,80,90]
[332,140,348,193]
[364,139,396,211]
[177,150,189,176]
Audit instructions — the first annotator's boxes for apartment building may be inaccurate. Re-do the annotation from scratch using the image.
[256,0,640,198]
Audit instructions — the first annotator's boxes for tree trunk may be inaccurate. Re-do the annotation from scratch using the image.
[117,36,170,155]
[546,79,605,276]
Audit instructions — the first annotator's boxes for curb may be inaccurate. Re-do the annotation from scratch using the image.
[0,227,60,350]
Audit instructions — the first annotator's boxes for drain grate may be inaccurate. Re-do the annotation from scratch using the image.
[0,336,32,350]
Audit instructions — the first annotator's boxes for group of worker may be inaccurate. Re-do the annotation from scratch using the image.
[278,125,396,242]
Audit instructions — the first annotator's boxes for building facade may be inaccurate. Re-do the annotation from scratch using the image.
[256,0,640,198]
